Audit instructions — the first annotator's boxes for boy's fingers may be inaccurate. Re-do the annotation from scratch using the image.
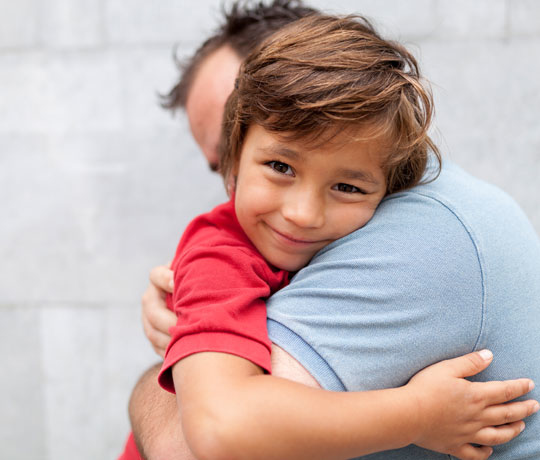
[451,444,492,460]
[442,350,493,378]
[482,399,539,426]
[149,265,174,293]
[476,379,535,405]
[473,421,526,446]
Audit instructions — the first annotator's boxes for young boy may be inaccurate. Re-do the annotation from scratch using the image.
[156,14,537,460]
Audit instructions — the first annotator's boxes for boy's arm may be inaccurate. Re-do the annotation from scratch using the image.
[174,350,537,460]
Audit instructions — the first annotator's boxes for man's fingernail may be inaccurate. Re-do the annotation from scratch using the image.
[520,422,526,432]
[532,402,539,413]
[529,381,535,392]
[478,349,493,361]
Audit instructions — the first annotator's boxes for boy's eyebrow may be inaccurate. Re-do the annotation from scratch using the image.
[336,168,381,185]
[259,145,300,160]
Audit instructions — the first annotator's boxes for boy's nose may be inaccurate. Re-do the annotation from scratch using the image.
[281,190,325,229]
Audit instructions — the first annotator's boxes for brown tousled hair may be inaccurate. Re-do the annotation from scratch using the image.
[220,14,441,195]
[160,0,317,111]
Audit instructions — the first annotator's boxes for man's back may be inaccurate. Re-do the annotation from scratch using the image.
[267,161,540,458]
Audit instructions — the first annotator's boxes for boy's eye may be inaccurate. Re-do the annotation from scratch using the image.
[267,161,293,176]
[333,183,364,194]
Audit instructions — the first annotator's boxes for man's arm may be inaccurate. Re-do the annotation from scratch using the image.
[131,264,189,460]
[128,363,196,460]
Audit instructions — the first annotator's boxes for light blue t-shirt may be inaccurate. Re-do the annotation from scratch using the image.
[267,161,540,459]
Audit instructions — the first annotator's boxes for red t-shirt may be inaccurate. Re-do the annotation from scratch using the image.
[158,199,289,393]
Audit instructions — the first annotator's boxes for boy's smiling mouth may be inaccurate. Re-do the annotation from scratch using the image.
[265,223,326,247]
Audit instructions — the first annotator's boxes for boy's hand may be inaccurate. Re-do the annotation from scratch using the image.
[141,263,176,357]
[407,350,538,460]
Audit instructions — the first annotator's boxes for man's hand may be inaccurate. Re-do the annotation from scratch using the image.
[141,264,176,357]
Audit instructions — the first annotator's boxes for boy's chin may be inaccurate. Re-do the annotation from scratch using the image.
[267,255,311,273]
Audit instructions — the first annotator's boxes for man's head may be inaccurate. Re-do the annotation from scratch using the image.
[221,14,441,195]
[184,46,241,170]
[162,0,318,170]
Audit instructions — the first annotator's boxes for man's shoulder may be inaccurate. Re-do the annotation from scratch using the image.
[331,161,536,264]
[376,161,514,233]
[315,163,484,272]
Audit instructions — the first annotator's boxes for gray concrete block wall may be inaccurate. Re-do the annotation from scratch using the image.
[1,1,539,458]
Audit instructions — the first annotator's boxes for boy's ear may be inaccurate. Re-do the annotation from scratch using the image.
[226,174,237,196]
[229,156,240,194]
[231,156,240,176]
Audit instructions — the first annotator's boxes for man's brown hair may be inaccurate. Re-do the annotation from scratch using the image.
[220,14,441,195]
[160,0,317,111]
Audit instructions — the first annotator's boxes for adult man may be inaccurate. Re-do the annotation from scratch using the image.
[127,1,540,459]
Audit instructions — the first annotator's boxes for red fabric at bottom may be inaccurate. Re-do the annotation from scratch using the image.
[117,432,142,460]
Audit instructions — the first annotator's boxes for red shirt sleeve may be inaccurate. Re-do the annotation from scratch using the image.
[157,200,289,393]
[158,239,288,393]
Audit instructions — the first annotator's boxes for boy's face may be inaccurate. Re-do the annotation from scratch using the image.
[234,124,387,272]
